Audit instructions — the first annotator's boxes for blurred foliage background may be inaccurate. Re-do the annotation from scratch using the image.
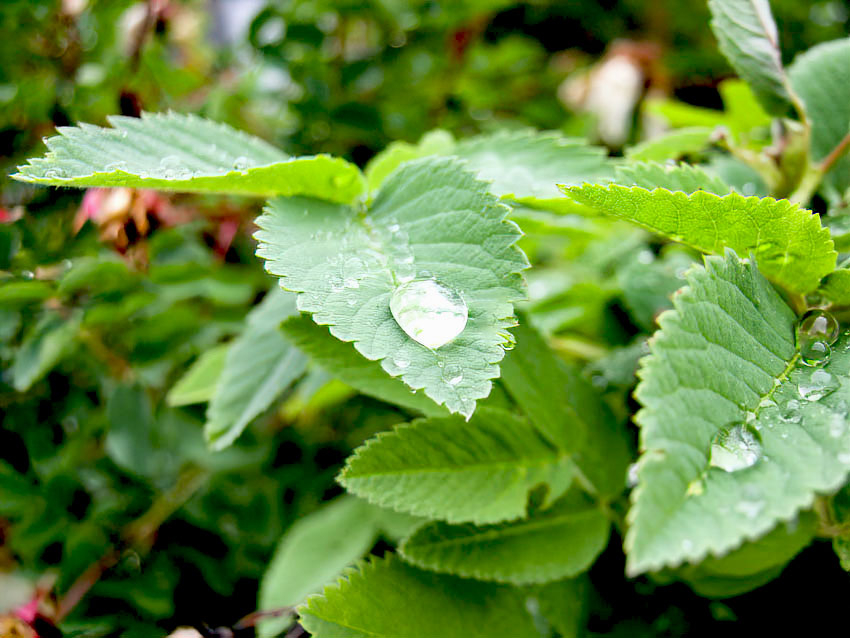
[1,0,850,636]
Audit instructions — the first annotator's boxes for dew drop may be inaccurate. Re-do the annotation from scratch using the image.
[800,339,831,367]
[799,309,840,345]
[709,423,763,472]
[393,356,410,369]
[442,363,463,386]
[798,368,839,401]
[390,279,468,349]
[232,156,250,171]
[626,463,639,488]
[44,168,66,179]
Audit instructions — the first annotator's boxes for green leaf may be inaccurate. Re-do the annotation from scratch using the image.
[298,555,538,638]
[614,162,731,195]
[530,578,588,638]
[258,497,380,638]
[707,0,795,114]
[618,248,698,330]
[627,250,850,575]
[0,280,54,307]
[339,407,574,525]
[13,112,365,204]
[625,128,714,162]
[818,268,850,306]
[166,344,229,407]
[562,184,835,294]
[256,158,527,418]
[365,129,613,211]
[11,310,81,391]
[500,320,631,499]
[58,257,133,296]
[205,289,308,450]
[399,488,609,584]
[281,316,446,417]
[789,38,850,198]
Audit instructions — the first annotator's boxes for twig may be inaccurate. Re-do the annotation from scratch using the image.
[819,131,850,176]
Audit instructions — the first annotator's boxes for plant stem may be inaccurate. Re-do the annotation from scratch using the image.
[819,131,850,176]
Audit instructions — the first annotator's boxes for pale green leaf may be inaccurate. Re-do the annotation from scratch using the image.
[500,320,631,499]
[708,0,795,114]
[789,38,850,199]
[0,280,53,307]
[256,158,527,418]
[339,407,574,525]
[166,344,229,407]
[258,497,379,638]
[625,128,714,162]
[365,129,613,211]
[614,162,731,195]
[12,310,81,391]
[818,268,850,306]
[298,555,537,638]
[627,250,850,575]
[205,289,307,450]
[562,184,835,294]
[13,112,365,204]
[280,316,446,417]
[399,489,609,585]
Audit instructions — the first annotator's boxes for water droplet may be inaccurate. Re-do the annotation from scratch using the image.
[158,155,192,180]
[709,423,763,472]
[344,277,359,289]
[500,330,517,352]
[104,161,128,172]
[800,339,831,366]
[798,368,839,401]
[232,156,250,171]
[328,276,344,292]
[393,356,410,370]
[20,270,35,280]
[44,168,66,179]
[799,309,840,345]
[626,463,639,487]
[395,260,416,283]
[442,363,463,386]
[390,279,468,349]
[758,398,777,409]
[735,495,764,519]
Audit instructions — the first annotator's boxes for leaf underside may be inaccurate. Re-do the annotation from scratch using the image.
[255,157,528,418]
[563,184,835,295]
[614,162,731,196]
[13,112,365,203]
[628,250,850,574]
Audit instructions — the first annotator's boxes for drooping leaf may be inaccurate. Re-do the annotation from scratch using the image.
[818,268,850,306]
[789,38,850,199]
[166,344,229,407]
[13,112,365,204]
[365,129,614,211]
[614,162,731,196]
[298,555,538,638]
[399,489,609,585]
[281,316,446,417]
[500,320,631,499]
[205,289,308,450]
[625,128,714,163]
[339,407,574,525]
[562,184,835,294]
[11,310,81,391]
[707,0,795,114]
[256,158,528,418]
[627,250,850,575]
[258,497,380,638]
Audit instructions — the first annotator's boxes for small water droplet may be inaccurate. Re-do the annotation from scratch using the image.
[328,276,345,292]
[798,368,839,401]
[44,168,66,179]
[20,270,35,280]
[344,277,359,289]
[758,398,777,409]
[709,423,763,472]
[390,279,468,349]
[442,363,463,386]
[232,156,250,171]
[800,339,831,366]
[735,496,764,519]
[158,155,192,180]
[393,356,410,369]
[395,261,416,283]
[626,463,639,487]
[104,161,128,172]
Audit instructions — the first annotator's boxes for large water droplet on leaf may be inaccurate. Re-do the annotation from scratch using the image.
[442,363,463,386]
[390,279,468,349]
[709,423,763,472]
[800,339,831,366]
[799,309,840,344]
[798,368,839,401]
